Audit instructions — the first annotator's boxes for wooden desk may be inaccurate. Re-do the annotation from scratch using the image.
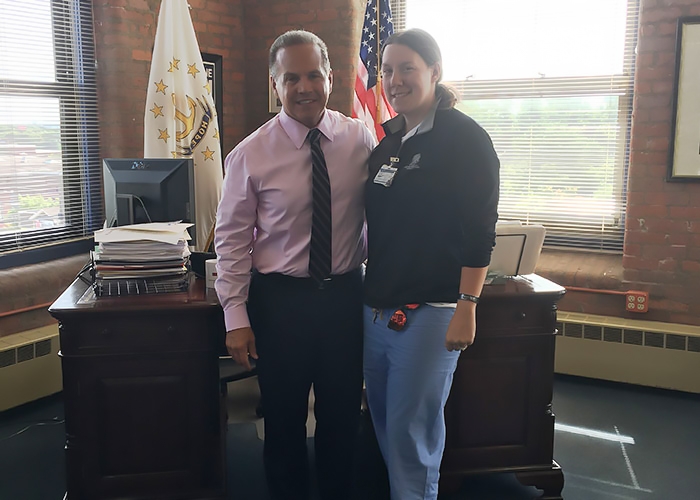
[440,274,566,499]
[49,278,226,500]
[50,274,565,499]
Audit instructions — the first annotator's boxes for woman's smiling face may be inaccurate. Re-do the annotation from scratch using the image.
[381,43,439,121]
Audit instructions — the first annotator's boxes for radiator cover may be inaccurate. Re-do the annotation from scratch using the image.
[0,325,62,412]
[555,312,700,394]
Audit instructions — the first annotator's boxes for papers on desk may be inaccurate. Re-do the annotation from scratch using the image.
[95,222,192,246]
[92,222,191,281]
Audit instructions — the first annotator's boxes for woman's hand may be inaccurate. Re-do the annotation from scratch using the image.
[445,304,476,352]
[447,266,487,351]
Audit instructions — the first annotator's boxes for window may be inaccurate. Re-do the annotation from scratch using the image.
[389,0,639,251]
[0,0,101,265]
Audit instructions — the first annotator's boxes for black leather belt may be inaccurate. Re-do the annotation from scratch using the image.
[252,268,360,289]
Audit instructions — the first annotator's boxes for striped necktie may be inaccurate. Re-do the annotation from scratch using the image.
[307,128,332,286]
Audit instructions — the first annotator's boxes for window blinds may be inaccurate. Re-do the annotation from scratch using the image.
[0,0,101,257]
[389,0,640,251]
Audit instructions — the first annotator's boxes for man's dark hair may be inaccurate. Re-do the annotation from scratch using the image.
[269,30,331,79]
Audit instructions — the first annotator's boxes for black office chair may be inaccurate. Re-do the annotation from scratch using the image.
[219,357,263,417]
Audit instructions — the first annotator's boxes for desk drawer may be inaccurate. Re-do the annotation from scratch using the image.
[59,313,216,355]
[477,300,556,337]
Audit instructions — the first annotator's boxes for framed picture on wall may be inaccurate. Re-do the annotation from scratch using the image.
[269,77,282,113]
[201,52,223,150]
[667,17,700,181]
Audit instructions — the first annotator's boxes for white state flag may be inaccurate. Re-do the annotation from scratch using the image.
[144,0,223,251]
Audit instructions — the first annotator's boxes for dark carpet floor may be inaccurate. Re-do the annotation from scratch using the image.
[2,376,700,499]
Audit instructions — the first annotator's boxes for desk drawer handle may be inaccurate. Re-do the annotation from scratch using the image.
[515,311,527,320]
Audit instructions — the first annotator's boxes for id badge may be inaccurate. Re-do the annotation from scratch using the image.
[373,164,398,187]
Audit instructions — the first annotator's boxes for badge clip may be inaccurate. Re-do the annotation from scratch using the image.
[373,164,398,187]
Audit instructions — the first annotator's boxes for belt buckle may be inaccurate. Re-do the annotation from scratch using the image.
[318,276,332,289]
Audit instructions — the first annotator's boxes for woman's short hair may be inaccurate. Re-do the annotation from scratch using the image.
[382,28,459,109]
[269,30,331,79]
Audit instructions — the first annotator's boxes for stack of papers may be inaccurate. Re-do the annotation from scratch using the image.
[92,222,192,282]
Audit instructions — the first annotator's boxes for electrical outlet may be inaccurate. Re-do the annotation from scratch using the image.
[625,290,649,313]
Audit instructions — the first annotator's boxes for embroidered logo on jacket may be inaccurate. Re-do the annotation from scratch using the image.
[404,153,421,170]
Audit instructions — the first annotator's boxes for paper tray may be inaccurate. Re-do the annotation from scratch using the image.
[488,222,546,277]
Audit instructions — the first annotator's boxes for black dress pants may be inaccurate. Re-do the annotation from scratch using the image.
[247,270,364,500]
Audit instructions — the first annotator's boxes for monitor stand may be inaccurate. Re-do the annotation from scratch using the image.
[116,194,135,226]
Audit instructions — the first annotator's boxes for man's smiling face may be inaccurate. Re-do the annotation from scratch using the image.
[272,43,333,129]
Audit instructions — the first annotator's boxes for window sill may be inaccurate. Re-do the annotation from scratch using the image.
[535,248,626,318]
[0,254,88,338]
[0,248,626,338]
[0,238,94,270]
[536,247,624,291]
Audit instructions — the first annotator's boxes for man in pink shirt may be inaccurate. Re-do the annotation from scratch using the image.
[214,30,376,500]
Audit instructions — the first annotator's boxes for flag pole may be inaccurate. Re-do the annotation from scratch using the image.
[375,0,382,120]
[204,223,215,253]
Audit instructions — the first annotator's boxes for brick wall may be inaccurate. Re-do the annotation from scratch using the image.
[241,0,363,132]
[92,0,362,158]
[93,0,247,158]
[623,0,700,325]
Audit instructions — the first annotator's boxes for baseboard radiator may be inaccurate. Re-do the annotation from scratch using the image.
[0,325,62,412]
[555,312,700,394]
[1,314,698,411]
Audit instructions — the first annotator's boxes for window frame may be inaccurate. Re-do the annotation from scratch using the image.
[0,0,101,268]
[389,0,639,252]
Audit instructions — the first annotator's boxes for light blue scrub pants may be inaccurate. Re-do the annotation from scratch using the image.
[363,304,461,500]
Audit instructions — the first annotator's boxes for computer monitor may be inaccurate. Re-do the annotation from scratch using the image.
[102,158,196,244]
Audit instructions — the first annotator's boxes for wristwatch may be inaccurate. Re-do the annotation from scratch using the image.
[458,293,480,304]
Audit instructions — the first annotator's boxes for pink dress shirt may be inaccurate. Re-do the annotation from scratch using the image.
[214,109,376,331]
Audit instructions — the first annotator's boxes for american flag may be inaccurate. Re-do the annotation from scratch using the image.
[353,0,396,141]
